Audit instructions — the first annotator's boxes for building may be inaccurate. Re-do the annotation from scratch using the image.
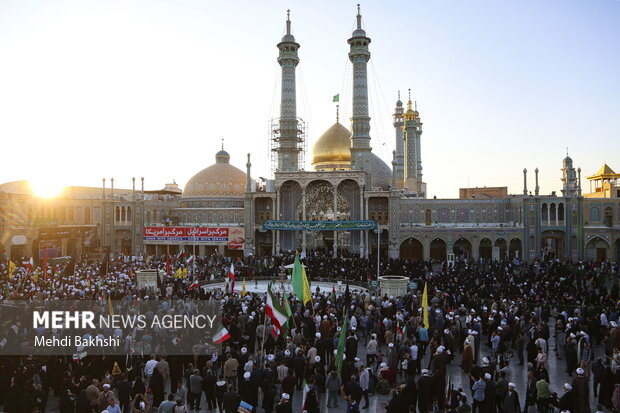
[1,7,619,263]
[459,187,508,200]
[585,163,620,199]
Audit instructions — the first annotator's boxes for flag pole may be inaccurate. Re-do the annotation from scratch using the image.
[261,300,269,367]
[281,283,298,333]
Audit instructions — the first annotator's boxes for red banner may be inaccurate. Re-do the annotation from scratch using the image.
[144,227,229,241]
[144,227,245,250]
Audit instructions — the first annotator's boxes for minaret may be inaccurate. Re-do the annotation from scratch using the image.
[390,150,398,191]
[246,153,252,192]
[276,10,300,172]
[413,100,423,189]
[402,90,424,196]
[561,152,578,197]
[348,4,373,173]
[392,91,405,188]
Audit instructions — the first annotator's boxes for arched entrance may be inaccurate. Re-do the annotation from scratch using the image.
[430,238,446,261]
[479,238,492,260]
[494,238,507,260]
[115,229,132,255]
[337,179,362,252]
[400,238,423,260]
[453,238,472,260]
[255,229,273,256]
[509,238,522,260]
[586,237,609,262]
[542,230,565,260]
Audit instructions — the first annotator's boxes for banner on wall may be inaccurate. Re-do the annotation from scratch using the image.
[143,227,245,250]
[263,220,377,231]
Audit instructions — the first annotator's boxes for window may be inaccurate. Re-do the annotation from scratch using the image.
[589,206,600,222]
[604,206,613,227]
[425,209,432,226]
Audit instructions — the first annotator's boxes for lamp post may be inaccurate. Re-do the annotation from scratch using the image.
[374,227,383,280]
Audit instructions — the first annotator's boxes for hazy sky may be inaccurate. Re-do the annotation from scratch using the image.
[0,0,618,198]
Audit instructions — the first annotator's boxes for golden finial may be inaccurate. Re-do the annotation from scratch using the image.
[406,88,413,111]
[336,104,340,123]
[221,138,224,150]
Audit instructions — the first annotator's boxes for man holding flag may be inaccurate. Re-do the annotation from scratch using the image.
[336,310,349,374]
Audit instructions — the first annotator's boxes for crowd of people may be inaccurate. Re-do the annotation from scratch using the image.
[0,252,618,413]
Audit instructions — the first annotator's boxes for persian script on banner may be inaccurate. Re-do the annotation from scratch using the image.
[143,227,245,249]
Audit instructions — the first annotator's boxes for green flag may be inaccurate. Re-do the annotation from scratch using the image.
[332,93,339,103]
[282,291,293,318]
[291,254,310,303]
[282,292,293,337]
[336,310,349,373]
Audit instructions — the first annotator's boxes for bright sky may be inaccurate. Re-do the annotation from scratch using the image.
[0,0,618,198]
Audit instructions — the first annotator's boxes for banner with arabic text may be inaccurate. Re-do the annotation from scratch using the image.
[143,227,245,249]
[263,220,377,231]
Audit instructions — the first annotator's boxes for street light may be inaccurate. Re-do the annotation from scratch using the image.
[374,227,383,280]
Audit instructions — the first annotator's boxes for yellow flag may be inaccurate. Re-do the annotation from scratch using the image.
[174,268,182,279]
[107,295,115,316]
[8,260,16,279]
[241,278,246,297]
[422,282,429,330]
[301,265,312,305]
[33,268,39,282]
[182,268,188,279]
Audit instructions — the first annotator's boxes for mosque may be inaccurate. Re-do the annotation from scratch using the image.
[0,7,619,264]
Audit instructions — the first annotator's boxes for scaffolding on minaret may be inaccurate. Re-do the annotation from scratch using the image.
[268,117,307,176]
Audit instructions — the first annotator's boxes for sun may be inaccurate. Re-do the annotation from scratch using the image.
[29,178,65,198]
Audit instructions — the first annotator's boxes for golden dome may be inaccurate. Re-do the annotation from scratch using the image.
[182,150,247,198]
[311,122,352,170]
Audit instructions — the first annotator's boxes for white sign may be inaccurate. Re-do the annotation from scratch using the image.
[137,270,160,291]
[11,235,26,245]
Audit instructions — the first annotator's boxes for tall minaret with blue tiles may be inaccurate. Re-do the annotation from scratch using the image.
[276,10,300,172]
[348,4,373,177]
[393,91,405,188]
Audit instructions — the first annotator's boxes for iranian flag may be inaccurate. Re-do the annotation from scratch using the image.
[24,257,34,272]
[302,379,310,410]
[266,283,288,330]
[186,255,194,265]
[229,263,235,293]
[213,325,231,343]
[188,279,199,290]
